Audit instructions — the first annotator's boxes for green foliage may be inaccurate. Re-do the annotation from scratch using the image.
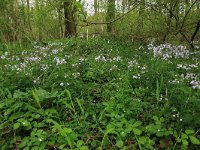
[0,38,200,149]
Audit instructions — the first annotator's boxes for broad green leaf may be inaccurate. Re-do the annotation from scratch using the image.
[182,140,188,146]
[77,140,84,147]
[79,146,89,150]
[32,90,41,109]
[181,133,188,140]
[13,123,20,130]
[153,116,159,121]
[185,130,195,135]
[116,140,123,148]
[101,128,119,146]
[0,102,5,109]
[189,136,200,145]
[132,121,142,128]
[59,144,66,149]
[133,128,142,135]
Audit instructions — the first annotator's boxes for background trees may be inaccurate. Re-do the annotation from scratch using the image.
[0,0,199,47]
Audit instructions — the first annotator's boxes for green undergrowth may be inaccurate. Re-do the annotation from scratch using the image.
[0,38,200,149]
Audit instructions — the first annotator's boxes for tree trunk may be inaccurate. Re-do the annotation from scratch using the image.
[26,0,32,32]
[122,0,126,14]
[57,6,64,38]
[64,0,76,37]
[106,0,115,35]
[94,0,98,14]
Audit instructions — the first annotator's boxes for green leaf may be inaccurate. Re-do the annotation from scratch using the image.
[32,90,41,109]
[77,140,84,147]
[185,130,195,135]
[182,140,188,146]
[34,114,40,119]
[181,133,188,140]
[102,128,119,146]
[76,98,84,115]
[153,116,159,121]
[132,121,142,128]
[79,146,89,150]
[13,123,20,130]
[59,144,66,149]
[189,136,200,145]
[74,1,82,9]
[0,102,5,109]
[116,140,123,148]
[133,128,142,135]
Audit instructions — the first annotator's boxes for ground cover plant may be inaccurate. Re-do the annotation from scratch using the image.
[0,38,200,149]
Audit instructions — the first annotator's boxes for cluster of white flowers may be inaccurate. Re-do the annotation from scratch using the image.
[53,57,67,65]
[148,43,190,60]
[95,55,122,62]
[27,56,41,62]
[72,72,80,78]
[109,65,119,71]
[95,55,107,62]
[40,64,49,71]
[181,73,197,80]
[33,76,41,84]
[177,63,198,70]
[190,80,200,89]
[113,56,122,61]
[128,60,139,69]
[133,74,141,79]
[48,42,63,47]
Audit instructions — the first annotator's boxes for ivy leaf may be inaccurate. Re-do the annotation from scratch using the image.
[189,136,200,145]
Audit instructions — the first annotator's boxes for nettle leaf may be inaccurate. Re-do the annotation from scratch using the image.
[189,136,200,145]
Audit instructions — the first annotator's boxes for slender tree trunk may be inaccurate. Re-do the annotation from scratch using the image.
[35,0,42,41]
[128,0,133,9]
[122,0,126,14]
[137,0,145,33]
[106,0,115,35]
[26,0,32,32]
[64,0,76,37]
[57,6,64,38]
[190,20,200,48]
[94,0,98,14]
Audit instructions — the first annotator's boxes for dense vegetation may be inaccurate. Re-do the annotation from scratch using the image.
[0,38,200,149]
[1,0,200,149]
